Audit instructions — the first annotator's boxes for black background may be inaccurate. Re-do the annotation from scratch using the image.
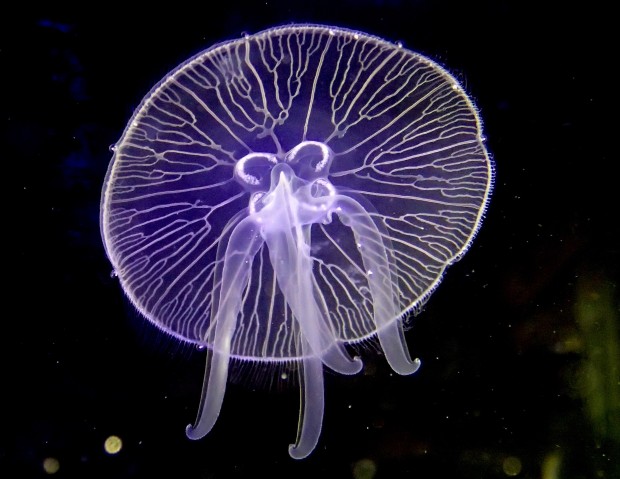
[3,1,618,478]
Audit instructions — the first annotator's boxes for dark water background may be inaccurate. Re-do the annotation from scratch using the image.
[3,2,618,478]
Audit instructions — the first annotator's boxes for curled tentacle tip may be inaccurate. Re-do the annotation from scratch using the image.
[411,357,422,372]
[394,357,422,375]
[288,444,310,460]
[349,356,364,374]
[185,424,203,440]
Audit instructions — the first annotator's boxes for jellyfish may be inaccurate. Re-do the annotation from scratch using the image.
[100,24,493,459]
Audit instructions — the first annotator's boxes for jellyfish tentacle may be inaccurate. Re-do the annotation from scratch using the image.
[186,217,264,439]
[288,337,324,460]
[265,219,362,375]
[335,195,420,375]
[310,252,364,375]
[261,171,362,375]
[377,323,422,375]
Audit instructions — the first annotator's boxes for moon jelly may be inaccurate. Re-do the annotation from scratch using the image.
[100,24,493,459]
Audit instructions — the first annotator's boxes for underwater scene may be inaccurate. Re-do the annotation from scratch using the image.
[4,2,618,478]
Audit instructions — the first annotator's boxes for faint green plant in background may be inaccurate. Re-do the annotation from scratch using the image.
[575,273,619,475]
